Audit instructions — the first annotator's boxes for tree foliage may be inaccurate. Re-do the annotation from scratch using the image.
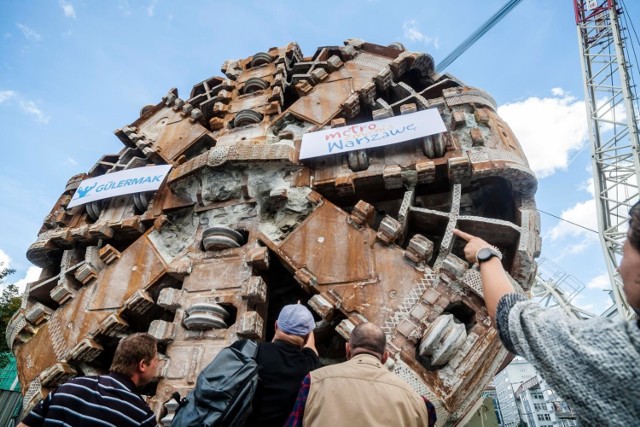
[1,264,19,368]
[0,263,15,281]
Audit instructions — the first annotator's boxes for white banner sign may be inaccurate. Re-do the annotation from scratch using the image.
[299,109,446,160]
[67,165,172,208]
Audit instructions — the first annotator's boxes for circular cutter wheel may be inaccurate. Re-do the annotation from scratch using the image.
[422,134,446,159]
[347,150,369,172]
[15,40,540,425]
[233,109,263,127]
[388,42,406,51]
[133,191,152,213]
[250,52,273,67]
[242,77,270,94]
[86,200,102,221]
[202,226,246,250]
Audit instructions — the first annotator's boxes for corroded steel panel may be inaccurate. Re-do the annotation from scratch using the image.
[12,39,540,426]
[287,77,354,125]
[89,235,167,310]
[183,258,252,292]
[278,202,376,285]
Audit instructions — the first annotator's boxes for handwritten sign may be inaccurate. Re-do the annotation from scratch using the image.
[67,165,172,208]
[299,109,446,160]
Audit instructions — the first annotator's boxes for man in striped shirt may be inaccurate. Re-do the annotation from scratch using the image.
[19,333,159,427]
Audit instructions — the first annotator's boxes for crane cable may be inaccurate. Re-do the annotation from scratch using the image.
[436,0,524,72]
[537,208,599,234]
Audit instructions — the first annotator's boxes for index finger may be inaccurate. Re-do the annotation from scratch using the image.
[453,229,473,242]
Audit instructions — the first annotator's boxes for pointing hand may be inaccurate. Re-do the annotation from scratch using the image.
[452,229,492,264]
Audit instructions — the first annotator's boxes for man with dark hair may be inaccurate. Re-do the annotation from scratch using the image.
[286,322,434,427]
[19,332,159,427]
[451,200,640,426]
[246,303,320,427]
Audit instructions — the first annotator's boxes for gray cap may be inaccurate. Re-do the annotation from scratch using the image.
[277,304,316,336]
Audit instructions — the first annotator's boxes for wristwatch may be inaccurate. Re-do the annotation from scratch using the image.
[476,246,503,264]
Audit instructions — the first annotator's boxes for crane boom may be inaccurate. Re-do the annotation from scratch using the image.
[575,0,640,320]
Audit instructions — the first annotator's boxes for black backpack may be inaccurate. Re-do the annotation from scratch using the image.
[171,339,259,427]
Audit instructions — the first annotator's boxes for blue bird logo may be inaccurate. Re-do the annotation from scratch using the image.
[76,182,97,198]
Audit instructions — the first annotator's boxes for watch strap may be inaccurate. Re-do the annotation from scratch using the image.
[476,246,503,264]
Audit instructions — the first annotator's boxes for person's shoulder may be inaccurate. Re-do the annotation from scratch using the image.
[101,372,142,395]
[57,375,99,390]
[46,375,100,402]
[302,347,319,357]
[66,374,99,383]
[309,358,356,379]
[309,362,341,378]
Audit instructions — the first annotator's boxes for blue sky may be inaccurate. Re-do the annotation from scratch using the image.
[1,0,639,315]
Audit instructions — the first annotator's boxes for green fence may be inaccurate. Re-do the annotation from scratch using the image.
[0,353,20,392]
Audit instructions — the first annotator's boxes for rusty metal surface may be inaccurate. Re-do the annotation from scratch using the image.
[278,202,376,285]
[10,39,540,426]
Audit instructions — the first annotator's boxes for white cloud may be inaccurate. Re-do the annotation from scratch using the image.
[580,176,595,198]
[571,294,595,314]
[549,198,598,240]
[587,273,611,290]
[565,239,593,255]
[147,0,158,17]
[498,90,588,178]
[4,33,12,40]
[0,249,42,293]
[573,292,613,316]
[402,20,439,49]
[16,23,42,42]
[0,90,16,103]
[66,157,78,166]
[18,98,50,123]
[13,266,42,293]
[60,0,76,18]
[0,249,41,293]
[0,90,50,124]
[547,198,599,256]
[118,0,132,16]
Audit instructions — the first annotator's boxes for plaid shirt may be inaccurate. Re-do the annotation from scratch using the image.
[285,373,437,427]
[284,374,311,427]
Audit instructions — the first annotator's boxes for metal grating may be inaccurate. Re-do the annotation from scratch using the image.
[393,360,449,423]
[381,270,434,340]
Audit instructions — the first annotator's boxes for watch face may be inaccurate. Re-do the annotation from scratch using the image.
[477,247,493,262]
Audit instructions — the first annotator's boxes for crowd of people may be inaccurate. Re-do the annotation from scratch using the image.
[16,202,640,426]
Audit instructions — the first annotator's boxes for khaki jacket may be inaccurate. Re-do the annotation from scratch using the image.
[302,354,428,427]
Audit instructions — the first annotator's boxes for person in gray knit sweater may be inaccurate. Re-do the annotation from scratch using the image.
[453,203,640,426]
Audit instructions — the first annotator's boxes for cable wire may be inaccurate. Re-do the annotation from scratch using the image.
[536,208,599,234]
[436,0,524,72]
